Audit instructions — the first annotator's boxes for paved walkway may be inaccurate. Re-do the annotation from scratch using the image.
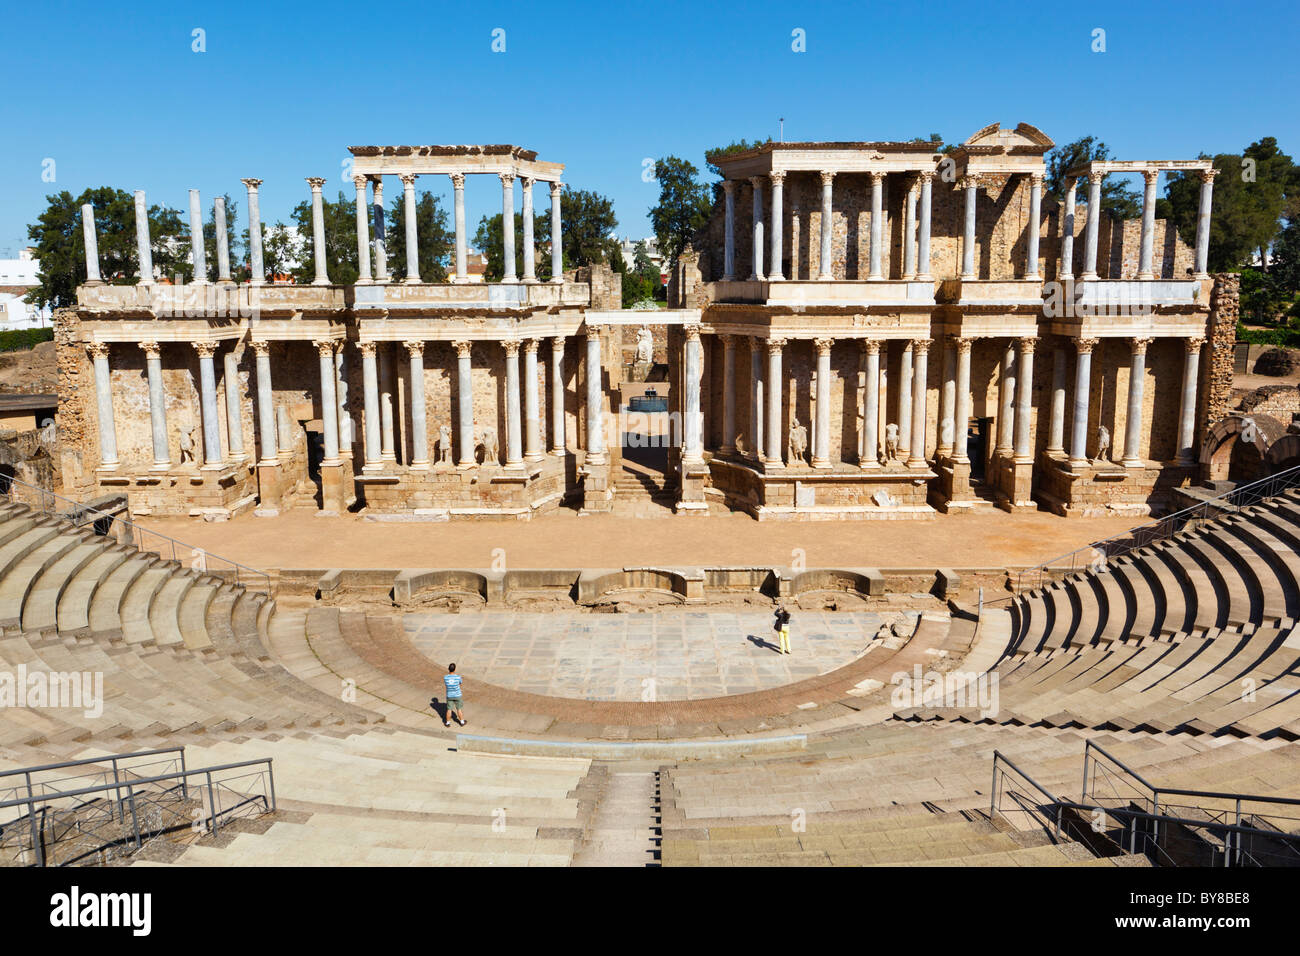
[404,610,902,701]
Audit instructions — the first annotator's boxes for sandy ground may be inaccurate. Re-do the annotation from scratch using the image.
[136,508,1147,572]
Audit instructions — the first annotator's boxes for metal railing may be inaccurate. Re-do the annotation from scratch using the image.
[0,473,272,594]
[0,746,189,813]
[991,750,1068,842]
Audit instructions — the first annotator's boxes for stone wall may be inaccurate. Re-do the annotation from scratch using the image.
[1204,272,1240,430]
[53,309,93,496]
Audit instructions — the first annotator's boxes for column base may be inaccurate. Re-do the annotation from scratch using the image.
[319,460,349,514]
[811,458,831,469]
[256,461,285,512]
[311,279,330,286]
[580,458,612,513]
[403,277,421,285]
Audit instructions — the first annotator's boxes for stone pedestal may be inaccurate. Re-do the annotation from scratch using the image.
[1036,455,1196,517]
[255,462,285,516]
[580,457,612,513]
[319,460,352,516]
[931,458,977,512]
[676,459,709,515]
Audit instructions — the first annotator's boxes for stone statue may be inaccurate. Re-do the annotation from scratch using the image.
[438,424,452,465]
[179,426,195,464]
[636,326,654,365]
[884,423,899,463]
[788,417,808,465]
[474,424,499,465]
[1094,425,1111,464]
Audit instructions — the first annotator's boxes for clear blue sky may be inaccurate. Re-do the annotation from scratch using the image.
[2,0,1296,255]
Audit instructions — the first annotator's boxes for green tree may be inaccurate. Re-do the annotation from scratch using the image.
[649,156,713,266]
[1045,136,1142,220]
[262,222,298,282]
[290,190,359,285]
[386,191,453,283]
[558,188,619,270]
[473,210,549,282]
[704,138,772,176]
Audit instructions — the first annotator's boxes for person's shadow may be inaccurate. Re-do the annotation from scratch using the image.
[429,697,450,721]
[746,634,781,654]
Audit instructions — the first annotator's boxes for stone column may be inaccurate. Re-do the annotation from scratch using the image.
[500,173,517,283]
[196,343,222,466]
[133,191,153,286]
[549,182,564,283]
[451,173,468,282]
[306,178,329,285]
[1013,337,1036,462]
[1178,337,1204,464]
[683,327,704,463]
[503,341,523,467]
[550,337,566,454]
[722,181,737,280]
[353,176,372,284]
[907,340,929,468]
[954,338,973,463]
[1122,337,1151,466]
[252,341,277,463]
[960,175,978,279]
[1069,338,1098,465]
[1047,347,1067,456]
[868,171,886,279]
[214,196,232,282]
[335,348,350,457]
[223,348,244,458]
[454,341,475,467]
[1194,169,1216,279]
[404,340,428,467]
[1138,169,1159,280]
[903,178,918,279]
[88,343,117,466]
[187,190,206,284]
[1082,172,1103,280]
[749,337,764,460]
[1060,178,1076,280]
[1026,173,1043,280]
[400,173,419,283]
[768,171,785,281]
[720,335,737,454]
[898,343,913,457]
[523,338,543,461]
[379,344,396,461]
[813,337,833,468]
[521,177,537,282]
[372,177,388,282]
[997,341,1016,456]
[861,340,880,468]
[140,341,168,467]
[765,338,785,465]
[938,337,956,457]
[917,171,934,281]
[749,177,765,281]
[242,179,264,286]
[818,172,834,280]
[316,340,340,465]
[360,342,380,469]
[585,328,606,463]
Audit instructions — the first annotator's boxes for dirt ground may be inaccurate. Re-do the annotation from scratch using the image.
[136,508,1148,573]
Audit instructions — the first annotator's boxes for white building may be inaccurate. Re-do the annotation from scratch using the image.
[0,249,53,329]
[620,237,667,283]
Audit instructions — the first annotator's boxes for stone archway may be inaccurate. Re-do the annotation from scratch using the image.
[1200,413,1288,483]
[1263,432,1300,475]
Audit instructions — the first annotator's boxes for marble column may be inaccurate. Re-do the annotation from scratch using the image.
[400,174,420,283]
[1082,172,1103,280]
[187,190,206,284]
[504,341,523,467]
[898,343,913,457]
[813,338,833,468]
[214,196,232,282]
[1026,173,1043,280]
[1122,337,1151,466]
[818,172,834,280]
[335,348,350,457]
[549,182,564,283]
[353,176,372,284]
[223,348,244,458]
[521,177,537,282]
[133,191,153,285]
[868,171,885,279]
[585,328,606,463]
[954,338,973,463]
[252,341,277,463]
[721,335,737,454]
[861,340,880,468]
[379,344,396,462]
[307,178,329,285]
[961,175,978,279]
[451,173,467,282]
[196,343,222,466]
[749,177,765,281]
[1013,337,1036,462]
[360,342,380,469]
[500,173,517,283]
[88,343,117,465]
[523,339,543,461]
[722,181,737,281]
[903,179,918,279]
[1138,170,1159,280]
[550,337,566,454]
[938,337,956,458]
[316,341,340,465]
[1194,170,1216,279]
[1069,338,1098,465]
[1048,347,1067,456]
[764,338,786,465]
[907,340,929,468]
[405,340,428,467]
[1060,178,1076,280]
[140,341,168,467]
[454,341,475,467]
[1178,337,1204,464]
[768,172,785,281]
[997,341,1016,456]
[749,337,764,460]
[917,171,933,281]
[683,327,704,463]
[242,179,265,286]
[371,177,388,282]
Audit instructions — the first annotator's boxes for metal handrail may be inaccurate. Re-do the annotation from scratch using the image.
[0,757,274,812]
[0,746,185,781]
[0,474,271,594]
[991,750,1066,840]
[1084,739,1300,810]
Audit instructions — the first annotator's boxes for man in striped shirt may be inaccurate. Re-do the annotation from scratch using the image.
[443,663,465,727]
